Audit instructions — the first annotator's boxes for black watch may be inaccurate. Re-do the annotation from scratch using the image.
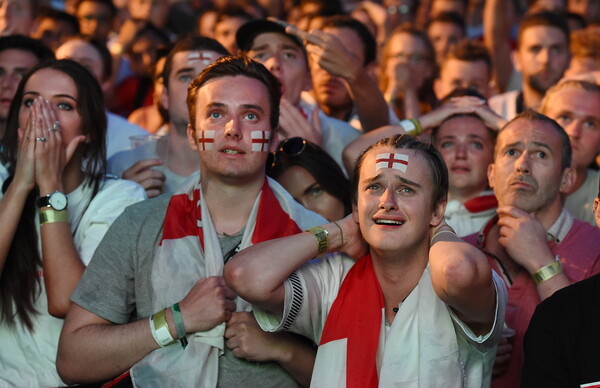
[36,191,68,211]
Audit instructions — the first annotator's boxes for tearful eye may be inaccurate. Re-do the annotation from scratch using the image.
[23,98,34,107]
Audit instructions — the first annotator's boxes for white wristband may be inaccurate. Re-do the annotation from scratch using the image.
[398,119,416,132]
[150,310,175,347]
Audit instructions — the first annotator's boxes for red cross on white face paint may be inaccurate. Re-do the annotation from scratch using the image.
[188,51,217,66]
[251,130,271,152]
[375,153,409,172]
[198,130,215,151]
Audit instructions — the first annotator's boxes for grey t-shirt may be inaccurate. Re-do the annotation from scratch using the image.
[72,195,301,387]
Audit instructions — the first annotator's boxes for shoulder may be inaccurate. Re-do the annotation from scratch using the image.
[107,112,148,135]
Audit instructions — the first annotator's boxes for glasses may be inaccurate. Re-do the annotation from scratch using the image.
[392,52,430,63]
[387,5,411,15]
[266,137,309,175]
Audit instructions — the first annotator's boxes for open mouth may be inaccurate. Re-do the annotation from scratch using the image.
[222,149,242,155]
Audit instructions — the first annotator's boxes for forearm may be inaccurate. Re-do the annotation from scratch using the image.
[225,223,343,311]
[57,305,160,384]
[521,255,571,301]
[41,222,86,317]
[483,0,513,93]
[346,71,390,131]
[0,182,31,275]
[272,333,316,387]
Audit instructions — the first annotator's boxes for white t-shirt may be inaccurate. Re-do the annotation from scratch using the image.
[0,177,146,387]
[255,253,506,387]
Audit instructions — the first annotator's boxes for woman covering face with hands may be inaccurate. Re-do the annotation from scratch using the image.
[0,60,146,387]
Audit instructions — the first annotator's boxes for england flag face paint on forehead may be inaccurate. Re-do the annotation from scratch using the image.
[375,153,409,173]
[187,51,218,67]
[251,130,271,152]
[198,130,216,151]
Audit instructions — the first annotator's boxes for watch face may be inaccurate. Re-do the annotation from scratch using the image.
[49,192,68,210]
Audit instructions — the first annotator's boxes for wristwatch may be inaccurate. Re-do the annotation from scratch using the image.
[36,191,68,211]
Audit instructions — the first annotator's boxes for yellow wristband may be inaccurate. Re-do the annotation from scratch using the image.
[39,209,68,225]
[307,226,328,254]
[531,257,563,286]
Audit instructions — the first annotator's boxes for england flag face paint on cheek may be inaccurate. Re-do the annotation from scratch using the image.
[197,130,216,151]
[251,131,271,152]
[375,153,409,173]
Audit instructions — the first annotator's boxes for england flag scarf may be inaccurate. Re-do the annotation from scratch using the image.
[130,171,324,387]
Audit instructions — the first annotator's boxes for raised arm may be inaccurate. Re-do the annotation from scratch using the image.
[224,214,366,316]
[429,224,498,335]
[288,25,390,131]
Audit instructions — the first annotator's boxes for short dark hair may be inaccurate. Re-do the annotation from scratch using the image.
[426,11,466,35]
[320,15,377,66]
[0,35,54,63]
[162,35,229,88]
[75,0,117,18]
[36,7,80,34]
[187,55,281,131]
[443,38,492,74]
[267,138,352,215]
[352,134,448,210]
[517,11,570,49]
[499,109,572,171]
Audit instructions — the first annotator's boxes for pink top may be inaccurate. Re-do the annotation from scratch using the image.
[465,211,600,388]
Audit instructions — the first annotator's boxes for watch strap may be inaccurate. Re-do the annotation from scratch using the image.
[307,226,328,254]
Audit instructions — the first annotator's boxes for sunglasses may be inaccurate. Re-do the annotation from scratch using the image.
[266,137,310,175]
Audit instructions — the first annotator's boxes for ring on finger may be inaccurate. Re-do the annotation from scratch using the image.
[49,121,60,132]
[35,136,47,143]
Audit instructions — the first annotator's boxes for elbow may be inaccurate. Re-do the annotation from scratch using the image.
[56,340,82,385]
[224,260,274,305]
[48,299,70,319]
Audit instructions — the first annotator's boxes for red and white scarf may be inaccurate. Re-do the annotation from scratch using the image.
[315,256,469,387]
[131,171,325,387]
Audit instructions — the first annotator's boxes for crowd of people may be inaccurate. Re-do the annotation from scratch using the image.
[0,0,599,387]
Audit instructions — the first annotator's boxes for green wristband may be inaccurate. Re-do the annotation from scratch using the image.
[171,303,188,348]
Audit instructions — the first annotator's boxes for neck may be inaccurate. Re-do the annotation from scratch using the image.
[165,126,199,176]
[521,84,544,111]
[201,173,265,235]
[371,246,428,323]
[319,102,352,122]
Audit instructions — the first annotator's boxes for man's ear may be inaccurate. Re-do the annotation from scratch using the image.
[512,50,522,73]
[161,84,170,111]
[352,202,359,223]
[433,77,444,100]
[559,166,576,194]
[187,123,198,151]
[487,163,496,189]
[430,200,446,227]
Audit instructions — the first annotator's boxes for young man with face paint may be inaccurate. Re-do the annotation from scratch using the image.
[226,134,507,387]
[57,56,325,386]
[107,36,229,197]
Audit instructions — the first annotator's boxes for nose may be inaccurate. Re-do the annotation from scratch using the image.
[538,48,550,66]
[0,73,17,90]
[515,152,531,174]
[566,121,583,140]
[378,188,398,211]
[455,143,467,160]
[223,117,242,139]
[265,54,282,74]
